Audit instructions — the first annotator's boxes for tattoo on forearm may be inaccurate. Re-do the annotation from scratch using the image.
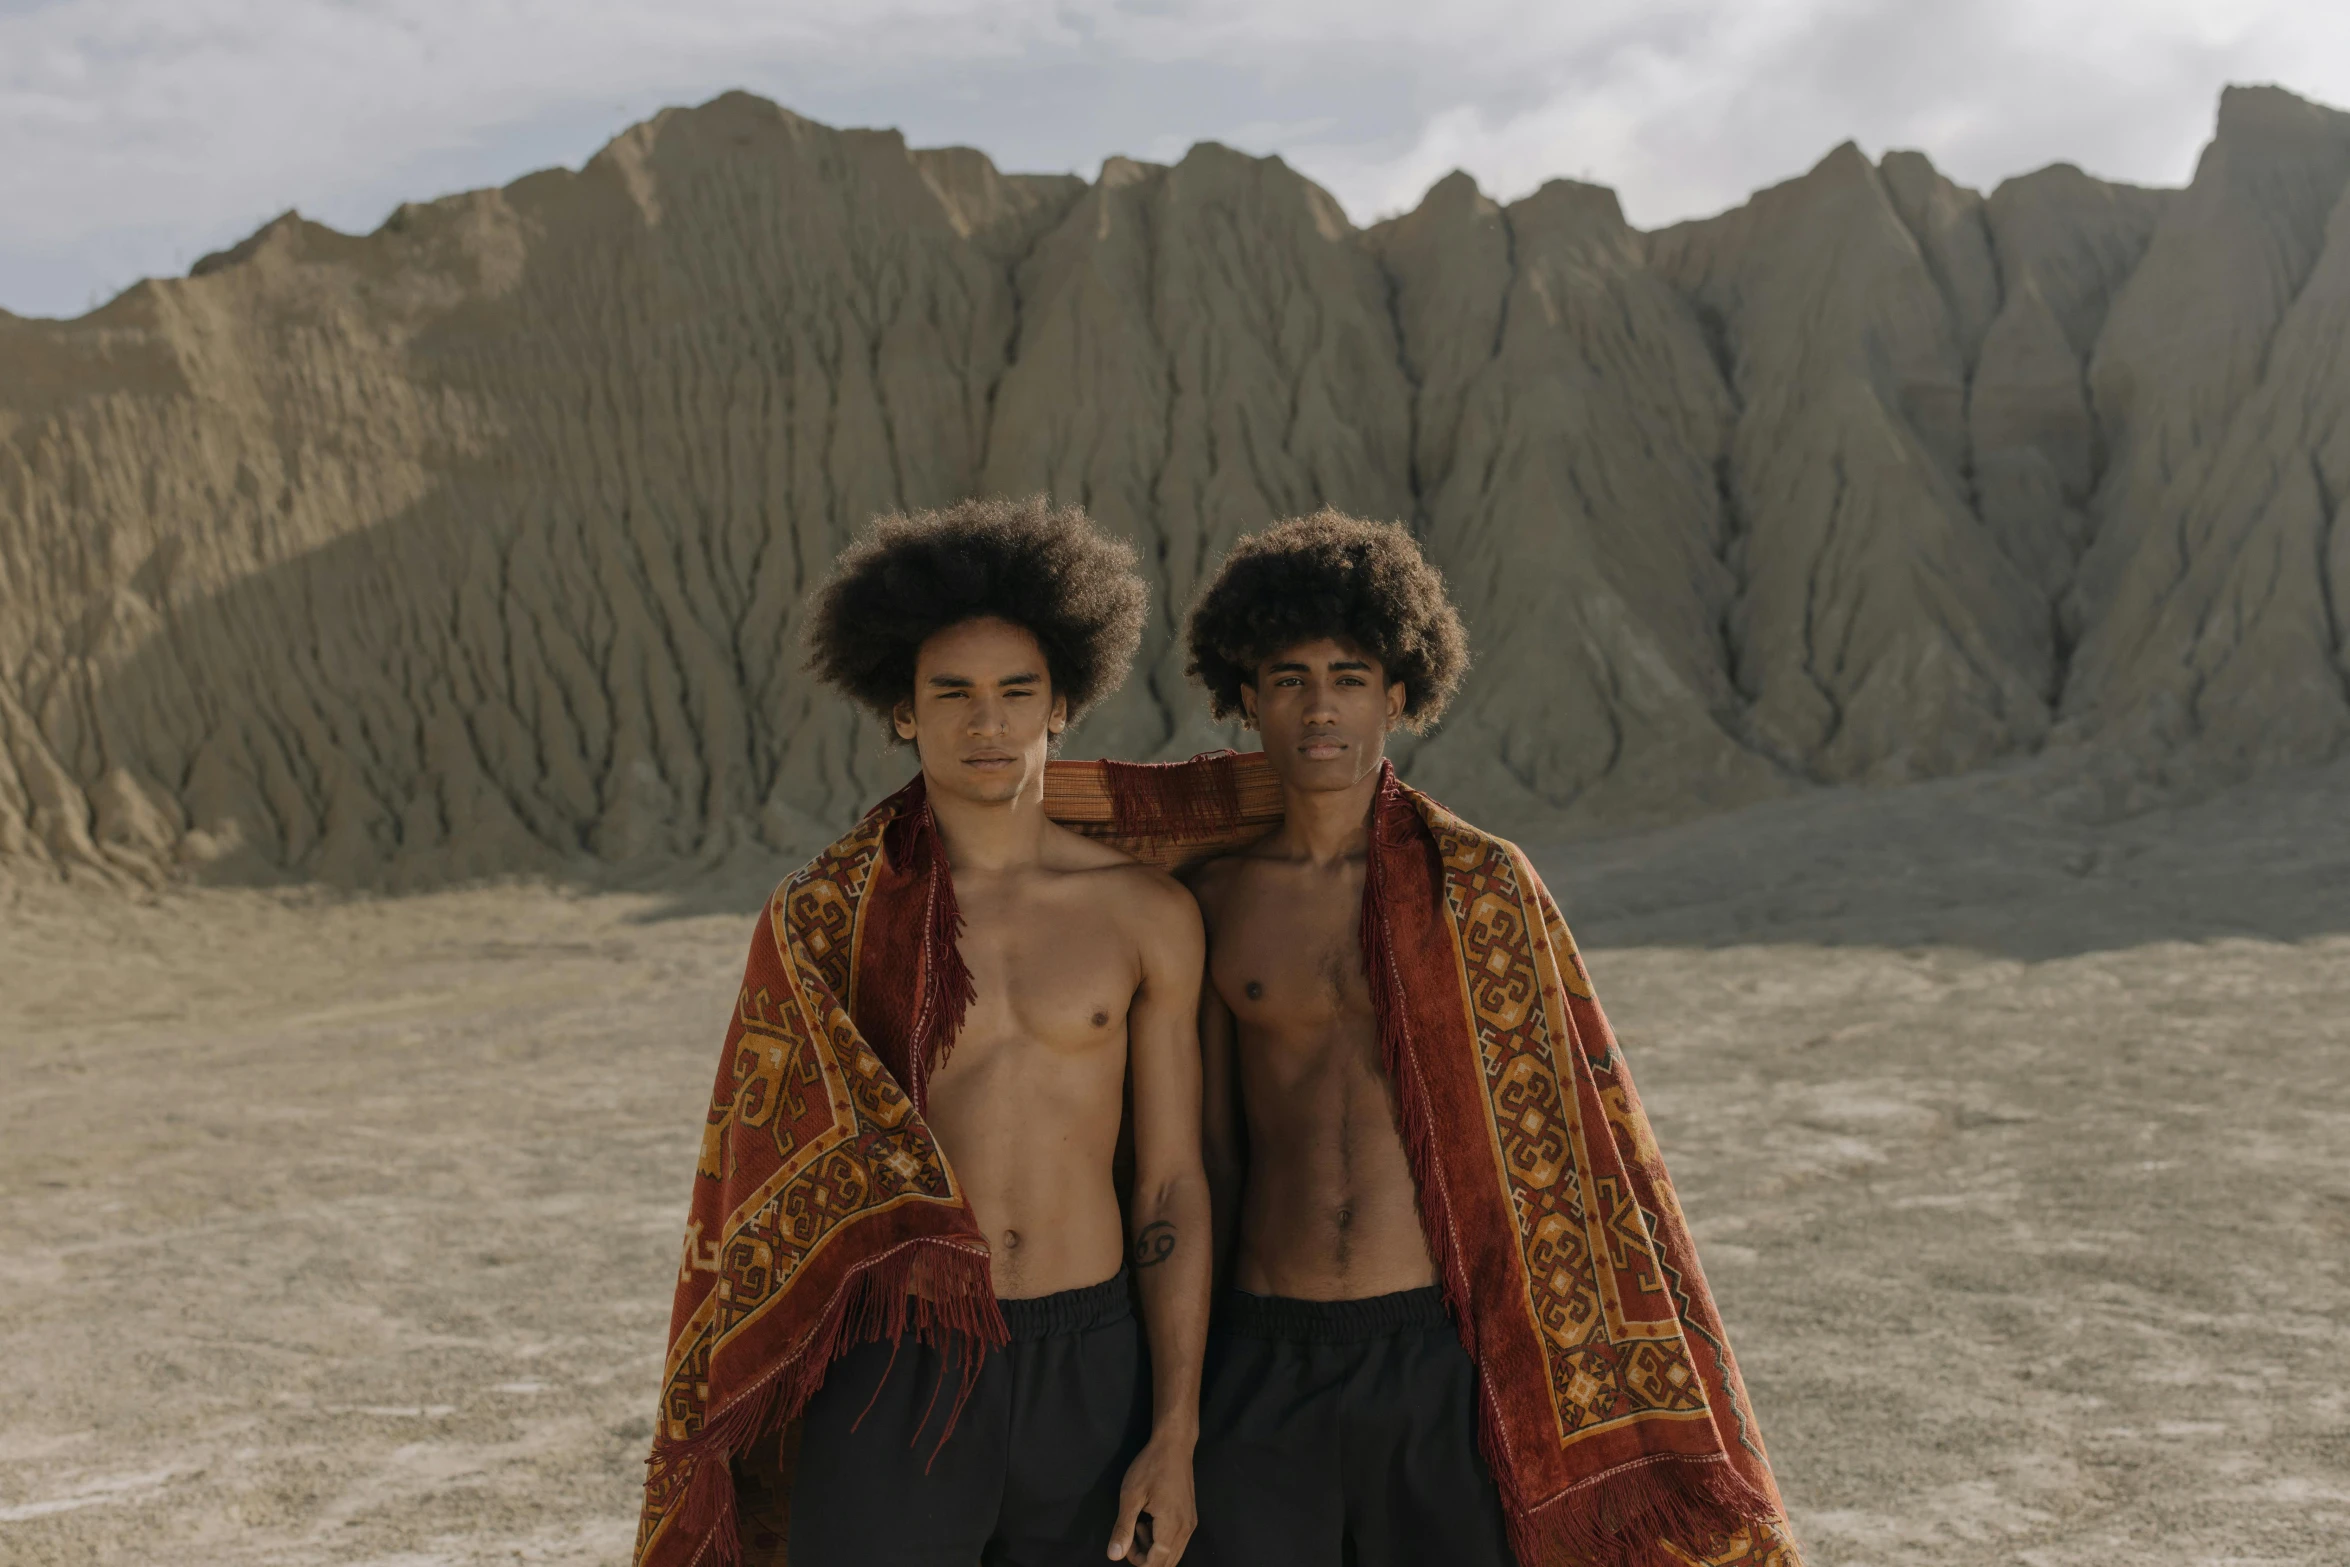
[1131,1221,1177,1270]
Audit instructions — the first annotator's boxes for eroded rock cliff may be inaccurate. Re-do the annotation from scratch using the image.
[4,85,2346,884]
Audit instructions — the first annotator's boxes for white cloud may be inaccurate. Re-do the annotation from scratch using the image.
[1274,0,2350,225]
[4,0,2350,316]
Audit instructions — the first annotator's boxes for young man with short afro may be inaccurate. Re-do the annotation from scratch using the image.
[1180,509,1502,1566]
[1179,510,1800,1567]
[635,497,1209,1567]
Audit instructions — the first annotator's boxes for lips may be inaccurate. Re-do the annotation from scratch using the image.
[964,752,1016,768]
[1298,737,1346,759]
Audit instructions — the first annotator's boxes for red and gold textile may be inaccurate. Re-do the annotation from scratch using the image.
[1071,753,1801,1566]
[1351,760,1800,1567]
[634,753,1798,1567]
[633,775,1001,1567]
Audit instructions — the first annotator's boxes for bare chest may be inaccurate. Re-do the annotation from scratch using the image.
[950,881,1139,1057]
[1208,869,1374,1042]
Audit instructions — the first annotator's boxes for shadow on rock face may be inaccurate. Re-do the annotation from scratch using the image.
[629,748,2350,949]
[1532,755,2350,959]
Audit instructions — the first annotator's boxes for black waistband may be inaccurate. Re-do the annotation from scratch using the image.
[998,1271,1132,1342]
[1219,1285,1451,1343]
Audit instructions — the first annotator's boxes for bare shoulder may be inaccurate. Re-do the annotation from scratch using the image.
[1042,824,1201,935]
[1041,818,1143,872]
[1184,850,1238,898]
[1184,842,1294,923]
[1182,851,1248,928]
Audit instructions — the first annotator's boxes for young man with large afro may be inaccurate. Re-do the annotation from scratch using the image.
[1178,508,1524,1567]
[808,494,1148,738]
[1183,506,1468,737]
[669,497,1210,1567]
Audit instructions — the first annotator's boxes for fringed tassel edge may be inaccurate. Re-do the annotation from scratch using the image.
[1357,767,1511,1525]
[1512,1453,1778,1567]
[647,1238,1006,1567]
[877,788,975,1112]
[1360,772,1774,1567]
[908,799,977,1107]
[1101,754,1242,843]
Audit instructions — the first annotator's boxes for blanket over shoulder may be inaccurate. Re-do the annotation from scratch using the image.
[632,754,1800,1567]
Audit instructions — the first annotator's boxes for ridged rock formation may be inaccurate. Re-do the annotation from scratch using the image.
[3,85,2346,885]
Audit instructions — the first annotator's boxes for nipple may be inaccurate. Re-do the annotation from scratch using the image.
[1245,980,1264,1001]
[1092,1010,1110,1027]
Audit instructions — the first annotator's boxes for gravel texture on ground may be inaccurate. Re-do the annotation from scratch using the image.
[3,762,2346,1565]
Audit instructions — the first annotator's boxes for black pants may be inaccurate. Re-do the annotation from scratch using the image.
[1191,1287,1515,1567]
[788,1273,1150,1567]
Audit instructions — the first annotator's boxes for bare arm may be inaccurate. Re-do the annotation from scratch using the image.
[1198,976,1245,1296]
[1110,876,1210,1567]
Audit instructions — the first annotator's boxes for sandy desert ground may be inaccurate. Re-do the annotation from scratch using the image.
[3,760,2347,1566]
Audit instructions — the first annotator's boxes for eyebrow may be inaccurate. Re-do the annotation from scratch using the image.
[925,671,1044,687]
[1266,659,1373,673]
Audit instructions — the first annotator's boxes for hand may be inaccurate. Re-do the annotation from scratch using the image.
[1108,1429,1197,1565]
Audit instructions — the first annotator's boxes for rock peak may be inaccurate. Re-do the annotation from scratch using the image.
[2,86,2343,882]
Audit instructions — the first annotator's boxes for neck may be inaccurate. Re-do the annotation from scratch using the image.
[923,769,1050,873]
[1275,762,1385,866]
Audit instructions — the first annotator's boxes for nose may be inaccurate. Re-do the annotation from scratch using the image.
[966,690,1009,735]
[1303,676,1340,723]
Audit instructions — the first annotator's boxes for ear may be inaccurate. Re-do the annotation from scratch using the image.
[893,698,918,741]
[1384,679,1407,731]
[1048,692,1069,735]
[1238,681,1259,732]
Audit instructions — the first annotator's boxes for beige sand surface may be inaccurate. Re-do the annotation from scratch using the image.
[3,764,2347,1565]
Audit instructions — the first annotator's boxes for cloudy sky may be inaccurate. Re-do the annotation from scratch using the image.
[6,0,2350,319]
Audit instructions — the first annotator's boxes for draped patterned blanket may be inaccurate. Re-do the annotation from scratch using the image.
[633,772,1001,1567]
[634,753,1799,1567]
[1350,760,1800,1567]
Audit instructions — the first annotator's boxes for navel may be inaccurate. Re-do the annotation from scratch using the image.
[1000,1229,1022,1251]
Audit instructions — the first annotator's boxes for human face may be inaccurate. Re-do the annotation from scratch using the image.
[1240,637,1407,794]
[893,616,1068,805]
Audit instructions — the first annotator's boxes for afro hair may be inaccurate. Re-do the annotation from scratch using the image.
[1186,509,1468,731]
[807,496,1148,732]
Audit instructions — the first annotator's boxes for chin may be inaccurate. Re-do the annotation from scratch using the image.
[1274,754,1378,791]
[943,768,1029,804]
